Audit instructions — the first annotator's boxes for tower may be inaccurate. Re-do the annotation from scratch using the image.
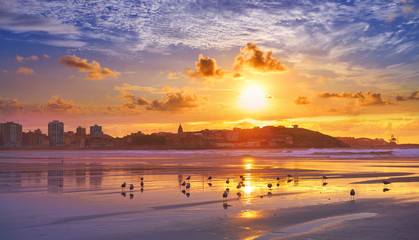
[178,124,183,135]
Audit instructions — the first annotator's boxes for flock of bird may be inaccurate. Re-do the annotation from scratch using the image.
[120,174,392,202]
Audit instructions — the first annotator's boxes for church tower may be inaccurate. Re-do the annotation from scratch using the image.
[178,124,183,135]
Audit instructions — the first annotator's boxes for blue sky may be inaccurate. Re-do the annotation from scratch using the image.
[0,0,418,142]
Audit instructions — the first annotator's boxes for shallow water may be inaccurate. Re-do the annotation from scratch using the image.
[1,149,419,239]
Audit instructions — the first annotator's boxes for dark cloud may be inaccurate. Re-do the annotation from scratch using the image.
[16,67,34,75]
[295,96,310,105]
[186,54,227,82]
[57,55,119,80]
[0,96,23,114]
[234,43,288,73]
[318,91,391,106]
[396,90,419,101]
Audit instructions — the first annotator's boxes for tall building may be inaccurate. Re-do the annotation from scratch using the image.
[48,120,64,146]
[0,122,23,147]
[90,124,103,136]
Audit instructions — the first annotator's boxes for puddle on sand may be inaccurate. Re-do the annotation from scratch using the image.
[254,212,377,240]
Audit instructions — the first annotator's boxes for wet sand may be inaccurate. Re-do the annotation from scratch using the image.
[1,149,419,239]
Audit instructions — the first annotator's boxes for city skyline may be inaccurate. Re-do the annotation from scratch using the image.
[0,1,418,143]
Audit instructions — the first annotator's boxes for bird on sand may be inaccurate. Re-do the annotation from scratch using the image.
[236,182,242,189]
[140,181,144,187]
[130,184,134,191]
[323,182,328,186]
[181,181,186,186]
[350,189,355,200]
[276,176,280,181]
[236,192,242,198]
[121,182,126,190]
[267,183,273,188]
[383,188,390,192]
[186,176,191,180]
[222,190,228,201]
[208,176,212,180]
[186,182,191,189]
[140,177,144,181]
[287,174,293,178]
[383,180,391,186]
[226,178,230,184]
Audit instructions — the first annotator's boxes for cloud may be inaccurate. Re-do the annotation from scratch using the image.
[234,43,288,73]
[396,90,419,101]
[119,89,199,112]
[295,96,310,105]
[0,96,23,114]
[186,54,227,82]
[147,90,199,111]
[16,67,34,75]
[119,90,150,107]
[43,54,49,59]
[16,55,39,62]
[1,70,7,73]
[318,91,392,106]
[40,95,79,113]
[114,83,163,94]
[57,55,119,80]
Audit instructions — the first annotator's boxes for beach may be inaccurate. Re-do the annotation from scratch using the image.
[1,149,419,239]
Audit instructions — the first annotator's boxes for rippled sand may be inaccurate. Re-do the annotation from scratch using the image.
[1,149,419,239]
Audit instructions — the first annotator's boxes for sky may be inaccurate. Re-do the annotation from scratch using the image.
[0,0,418,143]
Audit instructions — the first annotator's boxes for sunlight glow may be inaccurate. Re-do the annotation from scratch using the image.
[238,85,269,111]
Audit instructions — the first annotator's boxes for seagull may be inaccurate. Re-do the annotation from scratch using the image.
[267,183,273,188]
[186,176,191,180]
[383,188,390,192]
[276,176,280,181]
[186,182,191,189]
[350,189,355,200]
[236,182,242,189]
[208,183,212,187]
[181,181,186,186]
[383,180,391,186]
[239,175,243,179]
[140,177,144,181]
[226,188,230,193]
[140,181,144,187]
[226,178,230,184]
[236,192,242,198]
[223,190,228,201]
[121,182,126,190]
[181,190,186,194]
[208,176,212,180]
[130,184,134,191]
[186,192,190,198]
[277,183,280,187]
[323,182,328,186]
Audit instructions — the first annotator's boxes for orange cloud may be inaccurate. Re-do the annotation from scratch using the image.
[16,67,34,75]
[119,89,199,112]
[0,96,23,114]
[57,55,119,80]
[234,43,288,73]
[295,96,310,105]
[15,55,39,62]
[39,95,79,113]
[396,90,419,101]
[186,54,227,82]
[318,91,392,106]
[147,90,199,111]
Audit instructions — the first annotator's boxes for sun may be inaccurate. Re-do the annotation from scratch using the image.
[238,85,269,111]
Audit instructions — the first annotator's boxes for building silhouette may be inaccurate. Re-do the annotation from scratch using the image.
[0,122,22,147]
[48,120,64,146]
[90,124,103,136]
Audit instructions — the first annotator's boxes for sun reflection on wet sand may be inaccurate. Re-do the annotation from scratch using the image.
[0,150,419,239]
